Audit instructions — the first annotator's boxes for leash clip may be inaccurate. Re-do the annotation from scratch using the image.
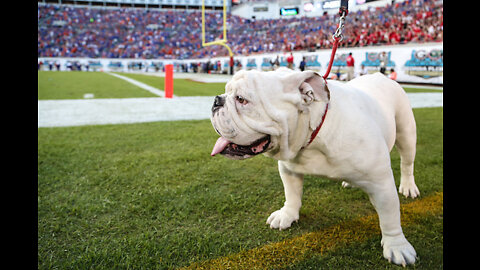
[332,13,346,41]
[322,1,348,80]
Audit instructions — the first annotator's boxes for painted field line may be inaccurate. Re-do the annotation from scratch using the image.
[105,72,167,97]
[182,192,443,269]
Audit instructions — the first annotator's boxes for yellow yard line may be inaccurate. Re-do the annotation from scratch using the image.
[181,192,443,269]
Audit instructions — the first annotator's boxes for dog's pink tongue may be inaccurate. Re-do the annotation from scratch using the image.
[211,137,231,156]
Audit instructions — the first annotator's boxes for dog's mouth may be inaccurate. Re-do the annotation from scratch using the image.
[211,135,271,159]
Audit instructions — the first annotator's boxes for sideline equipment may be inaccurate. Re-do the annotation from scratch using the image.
[164,64,173,98]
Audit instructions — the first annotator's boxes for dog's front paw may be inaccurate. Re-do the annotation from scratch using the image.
[266,207,299,231]
[381,235,417,267]
[399,181,420,198]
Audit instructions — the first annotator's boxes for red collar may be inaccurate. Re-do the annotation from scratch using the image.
[304,103,329,148]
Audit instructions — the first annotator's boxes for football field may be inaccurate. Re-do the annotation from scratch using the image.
[38,71,443,269]
[38,71,442,128]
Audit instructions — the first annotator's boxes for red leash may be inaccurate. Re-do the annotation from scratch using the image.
[305,103,328,146]
[322,2,348,80]
[304,3,348,148]
[322,37,341,80]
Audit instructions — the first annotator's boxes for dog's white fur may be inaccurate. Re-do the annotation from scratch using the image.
[211,68,419,266]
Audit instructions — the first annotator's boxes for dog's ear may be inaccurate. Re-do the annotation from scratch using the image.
[299,71,330,105]
[283,70,330,105]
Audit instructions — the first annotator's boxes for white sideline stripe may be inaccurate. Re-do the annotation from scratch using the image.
[400,83,443,90]
[37,93,442,128]
[105,72,167,97]
[38,96,214,127]
[406,92,443,108]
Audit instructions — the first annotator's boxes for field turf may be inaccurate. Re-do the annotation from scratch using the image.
[402,87,442,93]
[37,71,226,100]
[38,106,443,269]
[38,71,159,100]
[116,72,227,96]
[38,71,441,101]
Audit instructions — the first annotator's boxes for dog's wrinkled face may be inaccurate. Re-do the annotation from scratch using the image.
[210,68,329,160]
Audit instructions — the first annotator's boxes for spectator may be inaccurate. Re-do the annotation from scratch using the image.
[299,56,306,72]
[389,68,397,80]
[37,0,443,60]
[346,52,354,81]
[287,53,294,69]
[379,51,388,74]
[335,66,341,81]
[270,56,280,70]
[359,64,367,76]
[216,60,221,73]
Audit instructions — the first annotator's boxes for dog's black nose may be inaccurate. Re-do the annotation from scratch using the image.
[212,95,225,113]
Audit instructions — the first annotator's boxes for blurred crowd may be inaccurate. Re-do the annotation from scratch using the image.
[38,0,442,60]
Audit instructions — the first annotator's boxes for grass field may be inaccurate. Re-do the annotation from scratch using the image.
[38,71,159,100]
[38,71,441,101]
[402,87,442,93]
[37,71,226,100]
[38,105,443,269]
[115,72,227,96]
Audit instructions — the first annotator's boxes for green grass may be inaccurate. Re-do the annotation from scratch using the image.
[38,71,441,100]
[115,72,226,96]
[117,72,442,95]
[402,87,443,93]
[38,71,158,100]
[38,107,442,269]
[282,213,443,269]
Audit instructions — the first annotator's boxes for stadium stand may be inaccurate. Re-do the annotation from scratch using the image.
[38,0,442,60]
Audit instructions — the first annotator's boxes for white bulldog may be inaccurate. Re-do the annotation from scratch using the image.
[210,68,420,266]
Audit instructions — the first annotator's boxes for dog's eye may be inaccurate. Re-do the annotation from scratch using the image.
[236,95,248,105]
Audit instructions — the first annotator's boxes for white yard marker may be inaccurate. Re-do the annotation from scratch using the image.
[105,72,169,97]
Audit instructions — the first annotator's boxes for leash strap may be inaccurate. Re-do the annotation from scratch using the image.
[306,103,328,146]
[322,1,348,80]
[302,103,329,149]
[322,38,341,81]
[306,1,347,148]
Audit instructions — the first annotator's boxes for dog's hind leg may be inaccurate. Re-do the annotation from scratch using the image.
[359,170,417,266]
[394,96,420,198]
